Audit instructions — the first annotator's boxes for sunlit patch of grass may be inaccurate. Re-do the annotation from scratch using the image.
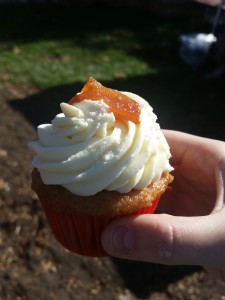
[0,4,188,89]
[0,32,156,89]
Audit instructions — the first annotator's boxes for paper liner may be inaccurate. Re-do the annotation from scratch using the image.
[40,196,160,257]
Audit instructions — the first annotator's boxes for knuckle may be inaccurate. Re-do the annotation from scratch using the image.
[152,216,176,264]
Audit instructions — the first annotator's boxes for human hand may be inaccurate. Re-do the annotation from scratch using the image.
[101,131,225,281]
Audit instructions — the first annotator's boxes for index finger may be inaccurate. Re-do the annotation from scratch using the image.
[162,130,224,166]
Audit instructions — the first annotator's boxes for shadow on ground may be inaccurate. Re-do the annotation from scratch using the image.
[10,74,225,141]
[111,258,201,298]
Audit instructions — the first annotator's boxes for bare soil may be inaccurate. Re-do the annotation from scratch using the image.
[0,81,225,300]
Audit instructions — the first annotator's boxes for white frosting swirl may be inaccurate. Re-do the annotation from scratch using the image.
[30,92,173,196]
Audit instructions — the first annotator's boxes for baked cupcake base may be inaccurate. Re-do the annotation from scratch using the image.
[40,199,160,257]
[32,168,173,257]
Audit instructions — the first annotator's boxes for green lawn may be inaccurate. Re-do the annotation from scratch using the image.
[0,3,224,140]
[0,3,197,89]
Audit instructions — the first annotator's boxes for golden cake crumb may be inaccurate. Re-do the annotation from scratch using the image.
[31,168,173,217]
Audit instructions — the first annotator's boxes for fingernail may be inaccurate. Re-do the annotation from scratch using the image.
[110,225,134,254]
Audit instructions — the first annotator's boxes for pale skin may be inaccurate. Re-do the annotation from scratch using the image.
[101,130,225,282]
[194,0,221,5]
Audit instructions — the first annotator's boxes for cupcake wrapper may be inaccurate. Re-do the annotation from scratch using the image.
[40,196,160,257]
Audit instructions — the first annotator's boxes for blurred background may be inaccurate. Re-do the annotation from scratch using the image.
[0,1,225,299]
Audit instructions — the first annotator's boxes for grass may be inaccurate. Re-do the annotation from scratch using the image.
[0,38,153,88]
[0,5,166,89]
[0,3,224,140]
[0,2,203,89]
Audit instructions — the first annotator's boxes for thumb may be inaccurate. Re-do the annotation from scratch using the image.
[101,213,225,266]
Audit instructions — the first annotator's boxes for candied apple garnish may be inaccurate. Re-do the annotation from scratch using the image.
[69,77,140,123]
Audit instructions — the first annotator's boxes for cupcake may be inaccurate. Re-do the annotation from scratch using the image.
[30,77,173,257]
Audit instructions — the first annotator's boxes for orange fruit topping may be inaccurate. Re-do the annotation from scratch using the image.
[69,77,140,123]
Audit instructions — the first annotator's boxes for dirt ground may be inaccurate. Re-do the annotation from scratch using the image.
[0,80,225,300]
